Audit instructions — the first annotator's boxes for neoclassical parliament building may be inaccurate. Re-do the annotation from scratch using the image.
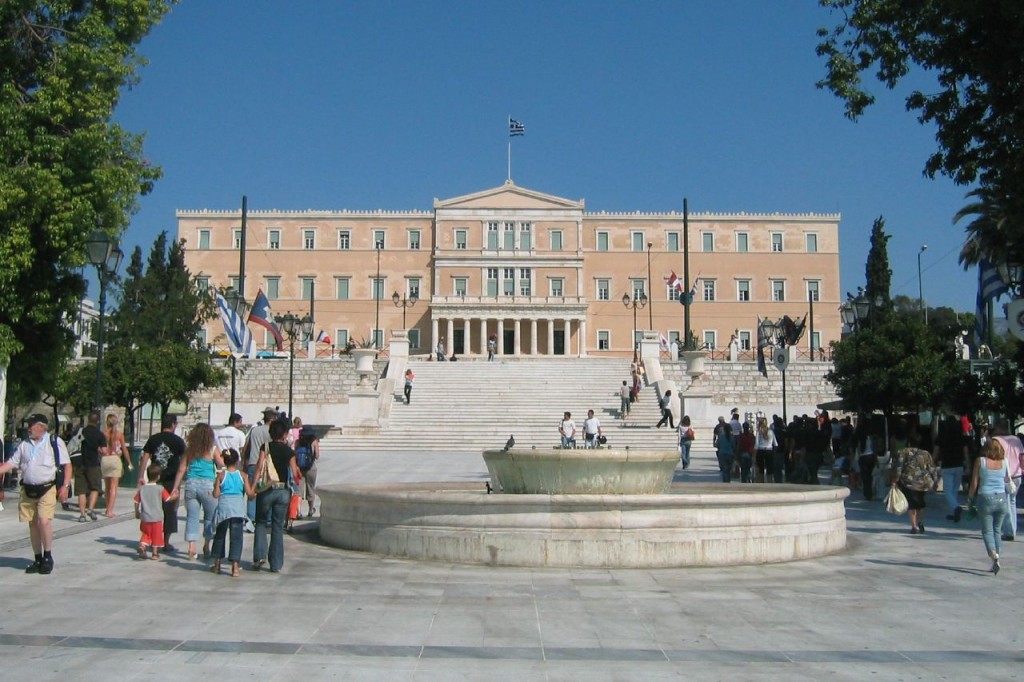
[179,181,841,359]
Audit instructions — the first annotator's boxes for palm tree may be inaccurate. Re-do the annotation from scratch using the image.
[955,183,1023,267]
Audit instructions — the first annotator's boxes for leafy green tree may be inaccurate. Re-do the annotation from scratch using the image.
[0,1,172,407]
[864,217,891,316]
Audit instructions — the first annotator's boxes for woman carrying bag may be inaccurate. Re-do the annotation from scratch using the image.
[251,419,300,573]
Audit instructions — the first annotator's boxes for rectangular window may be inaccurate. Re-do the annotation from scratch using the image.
[487,222,499,249]
[303,230,315,250]
[806,233,818,253]
[597,330,610,351]
[454,277,467,296]
[335,329,349,349]
[667,232,680,252]
[739,331,752,351]
[597,279,610,301]
[669,331,681,348]
[737,280,751,302]
[771,233,784,252]
[195,276,210,292]
[550,278,564,297]
[551,230,563,251]
[503,268,515,296]
[373,230,386,250]
[631,279,646,299]
[336,277,350,300]
[702,232,714,252]
[455,229,467,250]
[196,328,207,347]
[807,280,820,302]
[269,230,281,250]
[338,230,351,250]
[668,283,681,301]
[229,276,241,292]
[266,277,280,300]
[372,277,384,301]
[703,280,716,302]
[372,329,383,348]
[409,230,421,250]
[811,331,821,353]
[597,231,609,251]
[407,277,421,298]
[233,230,242,250]
[408,329,420,349]
[703,331,717,350]
[631,232,645,252]
[772,280,786,302]
[519,222,532,250]
[198,229,210,250]
[503,221,515,250]
[300,277,314,300]
[736,233,749,252]
[486,268,498,296]
[519,268,532,296]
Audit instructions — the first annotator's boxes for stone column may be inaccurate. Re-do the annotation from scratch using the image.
[564,318,573,356]
[479,318,487,355]
[431,318,439,355]
[578,319,587,357]
[497,319,504,356]
[446,319,454,354]
[462,318,471,356]
[547,318,555,356]
[513,319,521,355]
[530,319,538,355]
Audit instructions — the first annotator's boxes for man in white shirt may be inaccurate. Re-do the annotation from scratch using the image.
[0,414,72,575]
[559,412,577,449]
[583,410,602,448]
[216,413,247,456]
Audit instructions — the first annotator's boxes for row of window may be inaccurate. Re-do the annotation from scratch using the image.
[196,226,820,254]
[199,273,822,303]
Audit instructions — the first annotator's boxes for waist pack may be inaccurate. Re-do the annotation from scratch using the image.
[22,482,54,499]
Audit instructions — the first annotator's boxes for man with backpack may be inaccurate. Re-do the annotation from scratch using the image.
[0,414,73,574]
[293,425,320,517]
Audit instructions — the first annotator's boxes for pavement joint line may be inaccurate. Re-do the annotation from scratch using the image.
[0,634,1018,664]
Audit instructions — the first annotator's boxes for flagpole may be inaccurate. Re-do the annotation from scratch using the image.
[508,139,512,182]
[682,198,691,346]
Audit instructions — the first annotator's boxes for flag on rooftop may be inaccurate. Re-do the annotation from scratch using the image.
[975,259,1009,346]
[248,289,285,351]
[509,118,525,137]
[214,291,256,357]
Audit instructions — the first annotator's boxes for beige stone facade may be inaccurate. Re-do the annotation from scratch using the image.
[179,181,841,358]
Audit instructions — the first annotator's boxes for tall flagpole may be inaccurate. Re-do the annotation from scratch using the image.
[508,138,512,181]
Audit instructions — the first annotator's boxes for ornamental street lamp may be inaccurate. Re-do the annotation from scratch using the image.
[274,311,314,419]
[918,244,928,325]
[223,287,250,416]
[85,229,124,411]
[392,290,419,329]
[374,240,383,349]
[622,291,648,362]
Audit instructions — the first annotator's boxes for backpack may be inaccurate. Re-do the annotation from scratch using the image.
[295,442,314,473]
[50,435,66,490]
[66,427,83,457]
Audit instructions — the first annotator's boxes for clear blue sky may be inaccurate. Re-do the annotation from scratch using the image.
[112,1,976,314]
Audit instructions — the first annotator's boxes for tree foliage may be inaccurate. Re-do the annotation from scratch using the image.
[864,216,891,313]
[0,1,173,402]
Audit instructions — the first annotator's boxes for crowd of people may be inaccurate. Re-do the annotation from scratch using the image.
[0,406,322,577]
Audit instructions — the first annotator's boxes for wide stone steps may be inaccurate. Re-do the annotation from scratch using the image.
[331,358,709,453]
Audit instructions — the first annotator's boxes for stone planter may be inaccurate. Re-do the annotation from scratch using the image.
[351,348,378,386]
[682,349,707,379]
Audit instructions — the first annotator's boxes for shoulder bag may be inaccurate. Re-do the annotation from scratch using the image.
[253,446,281,494]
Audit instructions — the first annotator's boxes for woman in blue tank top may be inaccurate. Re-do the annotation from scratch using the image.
[170,424,224,562]
[968,439,1011,574]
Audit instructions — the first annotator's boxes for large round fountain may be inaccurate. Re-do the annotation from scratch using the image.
[318,447,848,568]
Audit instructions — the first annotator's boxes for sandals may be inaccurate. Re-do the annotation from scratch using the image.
[210,561,221,574]
[231,566,241,578]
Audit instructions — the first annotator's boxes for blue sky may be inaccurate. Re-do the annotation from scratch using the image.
[112,1,975,313]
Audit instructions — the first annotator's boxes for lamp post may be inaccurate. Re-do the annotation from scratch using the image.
[374,240,382,349]
[918,244,928,325]
[223,287,250,416]
[274,311,314,419]
[646,241,654,329]
[622,291,648,362]
[85,229,123,411]
[392,290,419,328]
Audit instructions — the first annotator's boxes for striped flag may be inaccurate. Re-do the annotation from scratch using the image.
[756,317,768,378]
[975,259,1009,346]
[248,289,285,351]
[509,118,525,137]
[666,271,682,291]
[316,330,331,344]
[215,291,256,356]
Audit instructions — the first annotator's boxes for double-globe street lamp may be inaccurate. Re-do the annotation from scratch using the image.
[622,291,648,362]
[223,287,250,416]
[274,312,314,420]
[392,291,419,328]
[85,229,124,411]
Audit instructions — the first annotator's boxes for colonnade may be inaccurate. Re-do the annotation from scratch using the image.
[430,316,587,357]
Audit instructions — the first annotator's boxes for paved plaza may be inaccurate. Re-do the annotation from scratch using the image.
[0,449,1020,680]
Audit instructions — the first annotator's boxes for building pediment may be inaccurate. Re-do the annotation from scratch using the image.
[434,180,584,211]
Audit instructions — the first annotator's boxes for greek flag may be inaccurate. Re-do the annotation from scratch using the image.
[215,292,256,356]
[975,259,1009,346]
[509,118,525,137]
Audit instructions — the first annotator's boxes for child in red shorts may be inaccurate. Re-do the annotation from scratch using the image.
[135,464,170,559]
